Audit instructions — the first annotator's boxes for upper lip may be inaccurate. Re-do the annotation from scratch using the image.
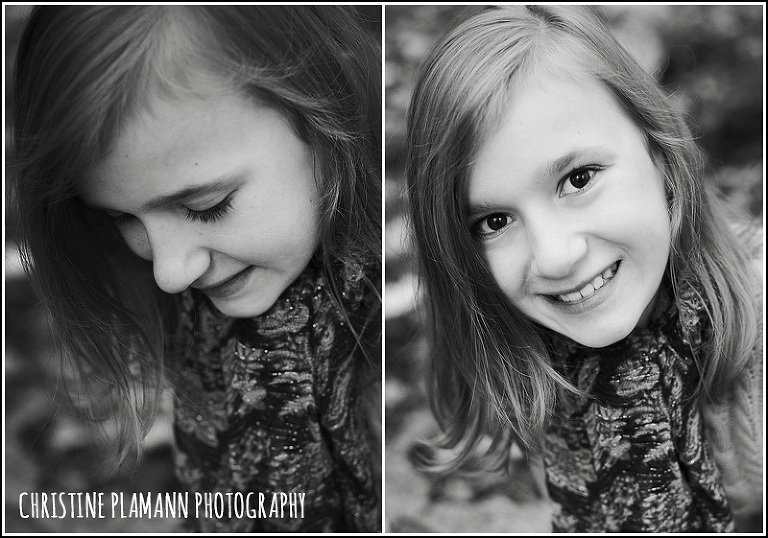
[194,269,246,291]
[545,262,617,296]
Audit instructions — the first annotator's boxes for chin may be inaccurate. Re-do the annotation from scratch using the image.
[567,322,636,349]
[209,295,275,319]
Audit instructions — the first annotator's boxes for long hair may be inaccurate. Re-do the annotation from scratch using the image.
[12,5,381,465]
[406,5,758,472]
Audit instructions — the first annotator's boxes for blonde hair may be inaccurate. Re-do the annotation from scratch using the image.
[406,5,759,471]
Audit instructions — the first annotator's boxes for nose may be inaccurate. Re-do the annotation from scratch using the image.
[526,213,587,280]
[120,218,210,294]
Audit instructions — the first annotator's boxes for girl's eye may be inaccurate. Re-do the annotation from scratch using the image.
[103,194,234,226]
[473,213,513,239]
[560,166,601,196]
[184,195,234,224]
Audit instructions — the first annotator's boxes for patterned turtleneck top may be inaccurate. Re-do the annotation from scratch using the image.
[542,278,758,533]
[170,260,381,532]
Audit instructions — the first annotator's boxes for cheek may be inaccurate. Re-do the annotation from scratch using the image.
[485,244,528,300]
[236,202,320,264]
[599,163,671,251]
[621,188,671,255]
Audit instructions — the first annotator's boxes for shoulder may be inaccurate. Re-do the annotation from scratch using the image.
[732,220,763,373]
[702,218,763,523]
[310,263,382,484]
[731,219,764,287]
[311,260,381,361]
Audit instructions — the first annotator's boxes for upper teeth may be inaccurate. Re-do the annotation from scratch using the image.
[557,263,618,303]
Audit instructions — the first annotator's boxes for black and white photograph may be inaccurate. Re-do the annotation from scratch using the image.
[3,3,765,536]
[5,5,382,533]
[384,4,763,534]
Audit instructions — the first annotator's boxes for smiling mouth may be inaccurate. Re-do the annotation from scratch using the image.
[551,261,620,303]
[197,267,254,298]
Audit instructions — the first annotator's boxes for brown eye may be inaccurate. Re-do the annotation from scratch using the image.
[473,212,513,239]
[486,214,508,231]
[569,170,592,189]
[561,166,600,196]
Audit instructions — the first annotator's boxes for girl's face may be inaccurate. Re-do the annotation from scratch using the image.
[467,74,671,348]
[82,91,321,318]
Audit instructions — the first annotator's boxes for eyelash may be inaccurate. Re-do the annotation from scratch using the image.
[471,213,514,240]
[559,165,603,196]
[183,195,234,223]
[471,164,603,240]
[110,195,234,226]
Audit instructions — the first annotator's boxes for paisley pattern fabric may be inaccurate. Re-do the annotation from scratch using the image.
[170,260,381,532]
[543,282,736,533]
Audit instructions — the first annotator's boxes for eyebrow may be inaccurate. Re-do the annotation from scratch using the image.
[544,146,611,177]
[464,200,499,220]
[546,151,580,178]
[137,174,242,213]
[465,146,612,218]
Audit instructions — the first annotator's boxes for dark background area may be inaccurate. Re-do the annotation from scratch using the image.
[3,5,381,533]
[384,5,763,533]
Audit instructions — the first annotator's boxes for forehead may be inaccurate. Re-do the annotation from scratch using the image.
[473,73,641,172]
[79,91,297,210]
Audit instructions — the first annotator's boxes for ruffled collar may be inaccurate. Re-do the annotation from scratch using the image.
[181,256,378,349]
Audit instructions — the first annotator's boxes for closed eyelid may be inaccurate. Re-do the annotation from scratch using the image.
[138,173,245,213]
[84,182,239,218]
[183,190,235,211]
[183,192,235,224]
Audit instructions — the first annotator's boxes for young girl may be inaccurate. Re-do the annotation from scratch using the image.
[406,5,762,533]
[12,6,381,533]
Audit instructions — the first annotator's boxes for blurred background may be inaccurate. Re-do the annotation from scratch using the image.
[3,5,381,533]
[384,4,763,533]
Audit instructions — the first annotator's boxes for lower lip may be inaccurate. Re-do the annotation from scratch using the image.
[546,261,621,314]
[201,267,255,299]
